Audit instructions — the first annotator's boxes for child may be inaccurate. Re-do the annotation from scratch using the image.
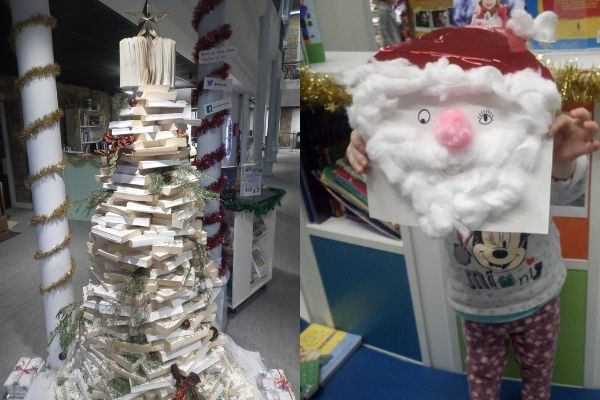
[345,107,600,399]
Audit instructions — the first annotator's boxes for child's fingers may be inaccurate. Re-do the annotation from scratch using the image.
[570,107,592,122]
[350,130,366,152]
[548,114,572,137]
[588,140,600,154]
[346,146,367,173]
[583,120,600,137]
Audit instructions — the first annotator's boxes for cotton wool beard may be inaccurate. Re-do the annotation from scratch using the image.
[366,122,541,237]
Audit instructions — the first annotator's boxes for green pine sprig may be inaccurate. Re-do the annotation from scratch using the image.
[74,189,112,216]
[47,301,84,355]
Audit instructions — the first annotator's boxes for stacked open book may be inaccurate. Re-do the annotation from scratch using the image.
[120,37,176,88]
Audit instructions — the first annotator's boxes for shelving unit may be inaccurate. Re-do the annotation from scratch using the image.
[227,209,276,310]
[79,110,106,152]
[65,107,107,152]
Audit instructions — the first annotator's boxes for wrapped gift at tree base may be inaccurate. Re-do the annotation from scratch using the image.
[257,369,295,400]
[2,357,44,399]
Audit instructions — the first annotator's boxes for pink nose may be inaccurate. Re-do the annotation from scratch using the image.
[433,108,473,149]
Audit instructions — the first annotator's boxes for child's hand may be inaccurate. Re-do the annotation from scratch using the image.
[549,107,600,180]
[346,130,370,173]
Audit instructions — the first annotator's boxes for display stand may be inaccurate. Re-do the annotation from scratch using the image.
[225,189,279,310]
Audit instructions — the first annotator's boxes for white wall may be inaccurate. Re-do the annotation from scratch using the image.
[313,0,378,52]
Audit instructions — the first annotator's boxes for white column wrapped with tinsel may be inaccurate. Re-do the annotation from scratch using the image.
[10,0,75,369]
[191,0,232,266]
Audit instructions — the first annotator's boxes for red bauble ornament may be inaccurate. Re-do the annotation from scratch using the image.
[59,352,66,360]
[128,97,137,107]
[181,319,191,330]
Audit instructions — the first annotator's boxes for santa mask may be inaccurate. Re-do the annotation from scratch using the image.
[344,11,561,237]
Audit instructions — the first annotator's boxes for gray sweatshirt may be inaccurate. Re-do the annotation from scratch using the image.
[444,155,588,318]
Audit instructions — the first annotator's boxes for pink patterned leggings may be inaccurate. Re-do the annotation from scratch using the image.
[462,298,560,400]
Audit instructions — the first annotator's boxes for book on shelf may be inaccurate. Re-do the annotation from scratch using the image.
[251,245,268,281]
[300,323,361,385]
[300,360,320,399]
[318,161,401,240]
[253,217,267,240]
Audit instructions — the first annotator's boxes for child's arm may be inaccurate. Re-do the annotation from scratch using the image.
[549,107,600,180]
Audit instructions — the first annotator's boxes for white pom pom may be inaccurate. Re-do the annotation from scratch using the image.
[533,11,558,42]
[507,9,558,42]
[506,9,536,39]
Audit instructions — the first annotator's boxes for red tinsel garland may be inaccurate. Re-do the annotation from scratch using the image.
[207,222,228,250]
[192,0,232,263]
[191,0,225,32]
[190,64,231,107]
[192,24,232,63]
[191,110,231,135]
[206,175,226,193]
[200,204,225,225]
[192,144,226,171]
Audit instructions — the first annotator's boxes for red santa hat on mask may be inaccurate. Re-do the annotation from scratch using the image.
[345,10,562,145]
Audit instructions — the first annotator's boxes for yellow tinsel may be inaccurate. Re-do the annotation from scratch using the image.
[9,14,57,49]
[34,229,72,260]
[39,258,77,294]
[546,61,600,104]
[30,197,69,227]
[15,63,61,89]
[301,62,600,113]
[25,161,66,189]
[300,68,351,113]
[19,108,64,144]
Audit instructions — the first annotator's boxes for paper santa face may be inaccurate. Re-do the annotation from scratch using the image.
[344,26,561,237]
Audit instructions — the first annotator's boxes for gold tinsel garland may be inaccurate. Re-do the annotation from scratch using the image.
[300,63,600,112]
[30,197,69,227]
[9,14,57,49]
[39,258,77,294]
[14,63,61,89]
[546,61,600,104]
[19,108,64,144]
[34,229,73,260]
[300,67,351,113]
[25,161,66,189]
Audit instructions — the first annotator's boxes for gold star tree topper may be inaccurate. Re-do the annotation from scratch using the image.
[128,0,168,38]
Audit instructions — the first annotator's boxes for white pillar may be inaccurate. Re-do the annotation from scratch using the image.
[239,92,250,165]
[10,0,74,368]
[252,6,272,167]
[263,50,283,176]
[195,0,228,263]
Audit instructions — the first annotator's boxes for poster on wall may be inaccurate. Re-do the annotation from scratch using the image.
[448,0,524,27]
[300,0,326,63]
[410,0,454,33]
[525,0,600,49]
[409,0,524,33]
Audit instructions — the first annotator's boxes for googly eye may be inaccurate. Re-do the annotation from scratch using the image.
[478,109,494,125]
[418,109,430,124]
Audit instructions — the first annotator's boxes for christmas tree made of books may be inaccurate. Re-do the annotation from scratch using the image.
[47,12,260,400]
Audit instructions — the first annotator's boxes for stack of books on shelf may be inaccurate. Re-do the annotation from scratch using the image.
[316,159,401,240]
